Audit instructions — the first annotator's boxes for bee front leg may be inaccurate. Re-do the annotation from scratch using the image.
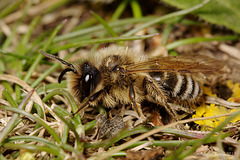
[129,84,146,122]
[72,89,104,116]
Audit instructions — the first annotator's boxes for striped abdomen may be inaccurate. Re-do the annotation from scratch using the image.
[150,72,202,102]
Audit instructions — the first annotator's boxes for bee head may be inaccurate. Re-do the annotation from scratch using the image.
[40,50,101,102]
[74,61,101,101]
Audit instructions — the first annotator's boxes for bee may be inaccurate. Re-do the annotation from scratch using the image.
[40,46,222,122]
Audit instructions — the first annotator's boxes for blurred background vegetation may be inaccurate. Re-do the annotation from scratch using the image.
[0,0,240,159]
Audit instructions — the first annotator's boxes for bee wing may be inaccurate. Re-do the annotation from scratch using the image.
[125,55,223,76]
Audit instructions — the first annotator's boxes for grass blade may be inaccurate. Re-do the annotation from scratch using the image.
[0,90,34,143]
[50,34,157,53]
[23,19,66,82]
[166,35,239,50]
[123,0,210,36]
[0,105,61,144]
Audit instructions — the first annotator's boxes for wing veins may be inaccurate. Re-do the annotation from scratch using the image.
[124,56,222,75]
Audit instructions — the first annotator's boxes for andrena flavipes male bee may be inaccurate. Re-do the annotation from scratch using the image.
[40,46,223,122]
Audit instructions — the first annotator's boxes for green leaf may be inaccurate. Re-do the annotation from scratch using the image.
[162,0,240,33]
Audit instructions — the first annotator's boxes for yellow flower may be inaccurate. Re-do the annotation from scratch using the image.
[230,109,240,123]
[203,86,217,97]
[192,81,240,129]
[193,104,228,128]
[227,80,240,98]
[193,103,206,117]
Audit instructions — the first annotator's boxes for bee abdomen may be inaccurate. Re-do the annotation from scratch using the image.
[176,74,196,100]
[151,72,202,101]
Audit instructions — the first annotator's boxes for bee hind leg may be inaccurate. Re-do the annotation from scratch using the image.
[161,102,180,122]
[145,76,185,128]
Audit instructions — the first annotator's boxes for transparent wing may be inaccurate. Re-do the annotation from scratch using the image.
[125,55,223,76]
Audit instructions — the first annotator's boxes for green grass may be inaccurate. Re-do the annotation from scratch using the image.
[0,0,239,159]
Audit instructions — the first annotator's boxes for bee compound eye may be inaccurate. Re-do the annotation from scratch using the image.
[80,62,101,100]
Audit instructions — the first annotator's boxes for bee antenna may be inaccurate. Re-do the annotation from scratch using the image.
[58,68,76,83]
[40,50,77,72]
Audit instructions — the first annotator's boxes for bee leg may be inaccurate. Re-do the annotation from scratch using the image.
[145,77,180,122]
[162,102,180,122]
[72,101,89,116]
[72,89,104,116]
[129,84,146,120]
[163,104,186,130]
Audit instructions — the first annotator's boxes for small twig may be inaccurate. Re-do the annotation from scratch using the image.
[0,99,10,106]
[206,96,240,109]
[219,44,240,60]
[130,141,153,151]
